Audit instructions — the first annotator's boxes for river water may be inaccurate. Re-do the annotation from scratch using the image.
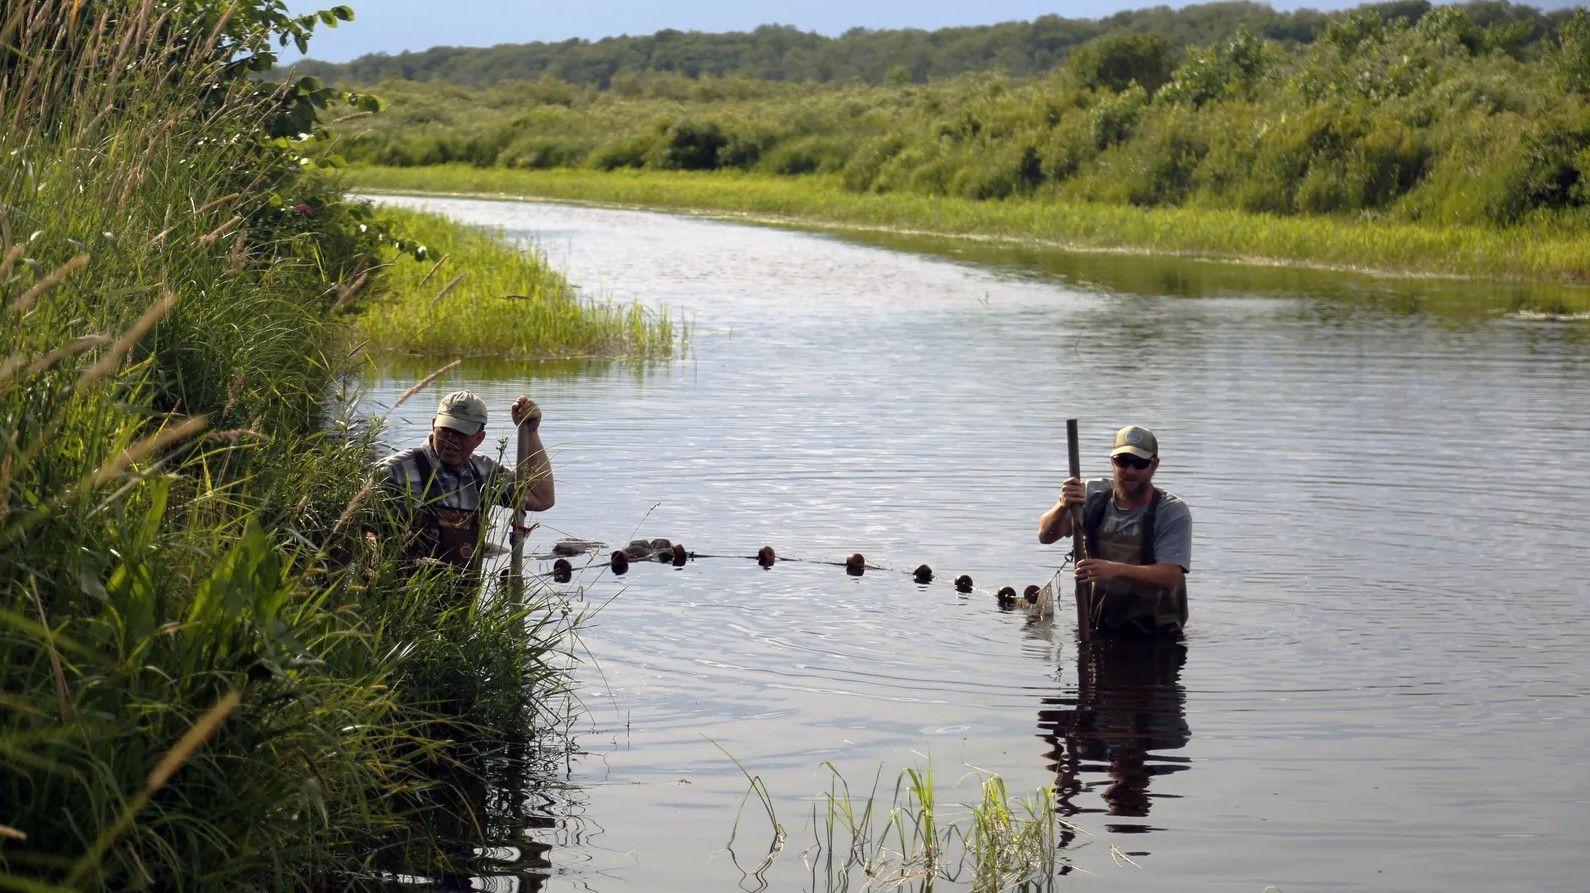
[361,194,1590,892]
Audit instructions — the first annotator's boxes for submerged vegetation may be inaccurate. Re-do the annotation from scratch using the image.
[0,2,649,888]
[318,2,1590,287]
[362,207,678,357]
[721,757,1070,892]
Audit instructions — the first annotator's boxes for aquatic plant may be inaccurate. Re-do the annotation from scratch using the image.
[719,755,1072,892]
[356,207,681,358]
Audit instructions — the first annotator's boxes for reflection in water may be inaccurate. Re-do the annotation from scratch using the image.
[377,740,577,892]
[1038,639,1190,844]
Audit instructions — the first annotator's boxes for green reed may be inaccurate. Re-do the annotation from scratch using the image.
[356,206,681,358]
[718,757,1071,892]
[1,3,584,889]
[806,763,1068,892]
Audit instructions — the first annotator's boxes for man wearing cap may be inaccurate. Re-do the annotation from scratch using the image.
[1037,425,1191,637]
[376,390,554,569]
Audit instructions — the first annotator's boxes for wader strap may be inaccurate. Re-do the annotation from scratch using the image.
[412,449,437,501]
[1082,489,1109,559]
[1141,488,1163,566]
[1084,487,1163,566]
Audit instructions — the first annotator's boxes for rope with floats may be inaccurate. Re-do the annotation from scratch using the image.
[500,415,1108,623]
[515,536,1065,618]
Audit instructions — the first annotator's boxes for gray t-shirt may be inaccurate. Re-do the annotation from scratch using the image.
[1084,478,1192,572]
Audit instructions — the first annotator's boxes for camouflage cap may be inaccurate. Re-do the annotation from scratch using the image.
[434,390,487,435]
[1110,425,1158,460]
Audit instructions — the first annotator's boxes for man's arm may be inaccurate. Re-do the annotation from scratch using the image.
[1037,476,1086,544]
[510,396,555,512]
[1074,499,1190,590]
[1075,559,1184,590]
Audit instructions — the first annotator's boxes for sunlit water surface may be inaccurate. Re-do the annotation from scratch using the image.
[360,194,1590,892]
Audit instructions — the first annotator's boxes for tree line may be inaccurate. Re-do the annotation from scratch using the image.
[288,1,1570,87]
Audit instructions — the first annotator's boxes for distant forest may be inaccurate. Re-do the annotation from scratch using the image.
[286,1,1574,87]
[325,0,1590,228]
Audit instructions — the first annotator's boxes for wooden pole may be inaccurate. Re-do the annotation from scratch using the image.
[509,419,531,602]
[1067,419,1094,641]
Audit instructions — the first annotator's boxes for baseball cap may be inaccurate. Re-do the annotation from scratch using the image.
[1110,425,1158,460]
[434,390,487,435]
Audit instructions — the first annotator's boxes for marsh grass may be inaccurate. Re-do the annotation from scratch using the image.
[352,165,1590,307]
[1,2,585,889]
[719,757,1071,892]
[358,206,681,358]
[805,764,1069,892]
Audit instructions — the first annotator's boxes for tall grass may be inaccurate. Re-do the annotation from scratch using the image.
[0,3,581,888]
[359,207,680,357]
[352,165,1590,303]
[721,759,1070,891]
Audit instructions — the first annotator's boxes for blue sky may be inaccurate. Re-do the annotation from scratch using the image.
[282,1,1583,63]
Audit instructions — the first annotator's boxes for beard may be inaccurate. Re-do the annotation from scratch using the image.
[1114,475,1151,501]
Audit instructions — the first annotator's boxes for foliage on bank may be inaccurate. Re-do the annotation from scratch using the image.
[0,3,586,888]
[331,3,1590,230]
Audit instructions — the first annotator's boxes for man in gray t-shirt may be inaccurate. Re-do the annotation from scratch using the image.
[1037,425,1192,636]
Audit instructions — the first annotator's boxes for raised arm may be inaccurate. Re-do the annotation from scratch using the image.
[1037,476,1085,544]
[510,396,555,512]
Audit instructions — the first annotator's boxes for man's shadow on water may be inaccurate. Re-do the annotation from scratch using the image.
[1036,636,1191,857]
[369,740,566,892]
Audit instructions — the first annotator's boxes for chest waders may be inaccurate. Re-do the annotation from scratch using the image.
[408,451,486,570]
[1082,488,1188,637]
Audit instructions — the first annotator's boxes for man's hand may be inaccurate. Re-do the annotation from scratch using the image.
[1058,476,1085,510]
[510,396,541,431]
[1074,558,1123,584]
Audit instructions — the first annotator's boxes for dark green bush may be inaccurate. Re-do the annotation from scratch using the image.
[840,133,908,191]
[759,134,850,175]
[1090,84,1148,149]
[1066,33,1177,95]
[588,133,655,169]
[658,119,729,170]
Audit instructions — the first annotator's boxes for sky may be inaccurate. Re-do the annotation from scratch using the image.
[280,0,1585,64]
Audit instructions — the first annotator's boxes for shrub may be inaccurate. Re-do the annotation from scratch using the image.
[588,133,655,169]
[716,126,777,169]
[1066,33,1177,95]
[503,135,591,168]
[658,119,729,170]
[840,133,908,192]
[1089,84,1148,149]
[949,144,1043,199]
[1558,9,1590,96]
[759,134,850,175]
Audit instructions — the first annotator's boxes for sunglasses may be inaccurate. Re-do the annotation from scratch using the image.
[1111,453,1154,470]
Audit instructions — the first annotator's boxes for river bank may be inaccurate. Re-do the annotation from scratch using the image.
[366,207,680,357]
[0,6,666,889]
[351,165,1590,313]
